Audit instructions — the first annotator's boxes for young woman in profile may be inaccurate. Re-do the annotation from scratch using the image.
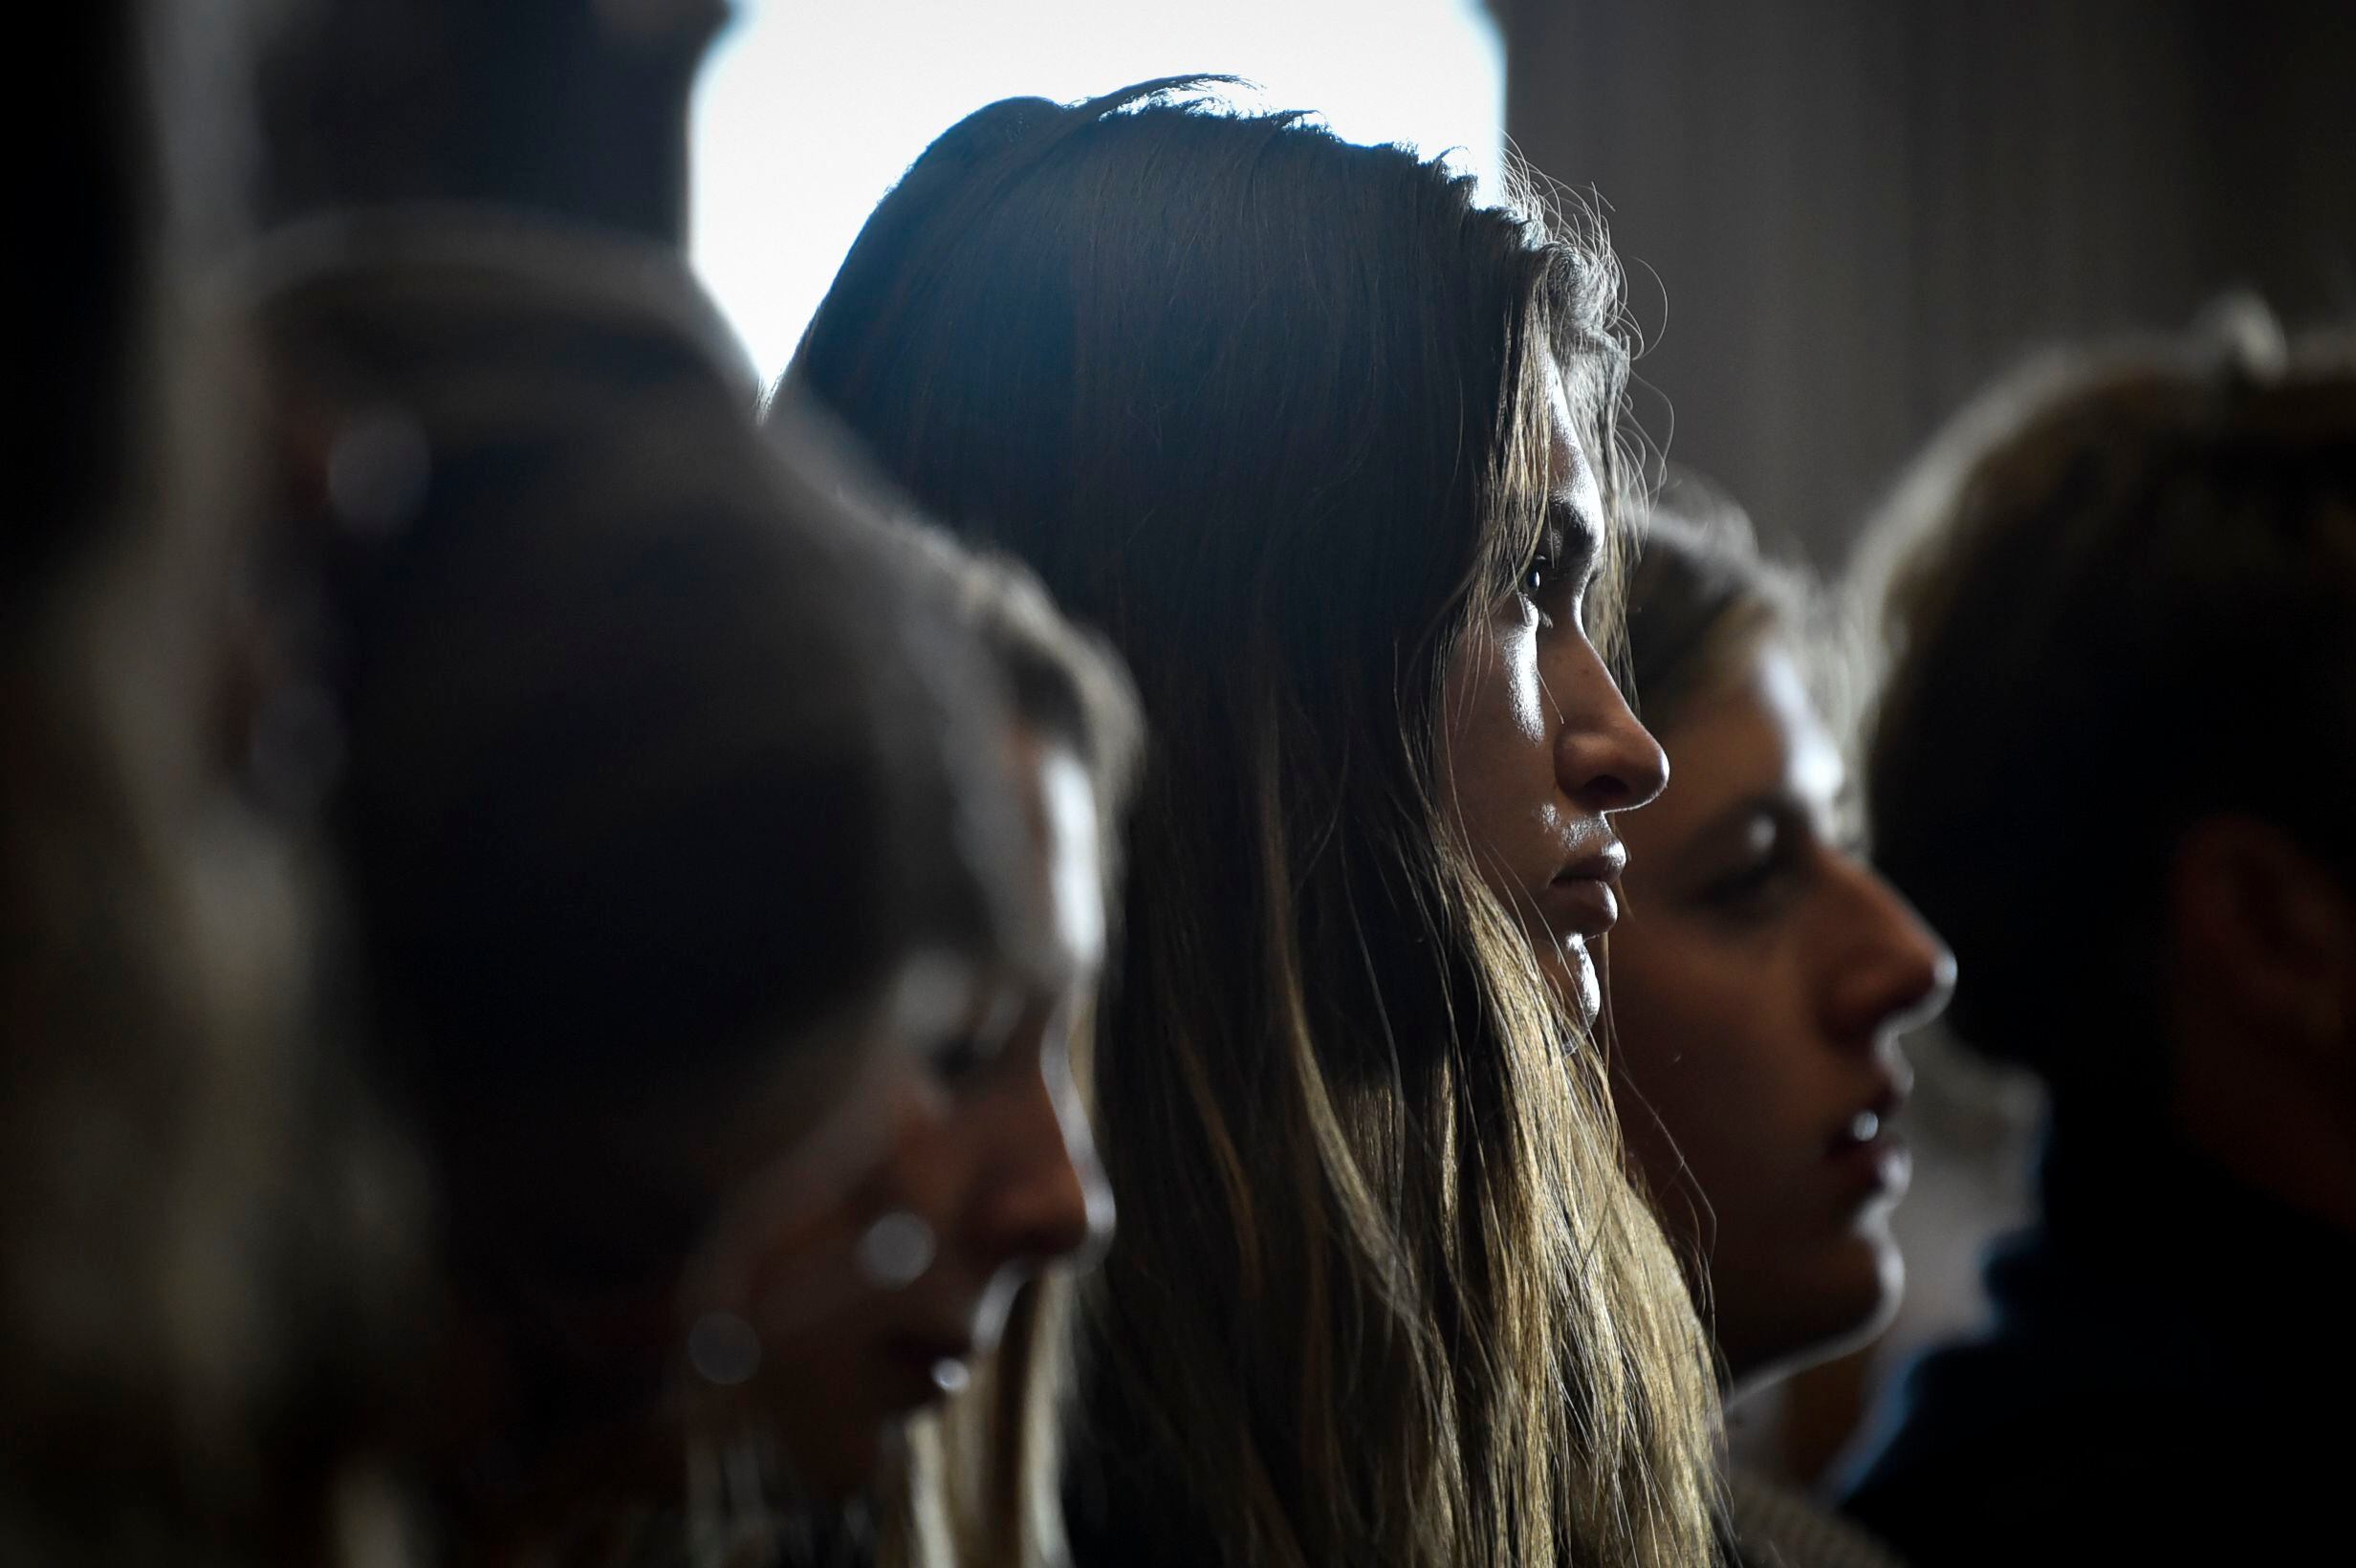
[251,214,1121,1566]
[1606,481,1953,1567]
[785,79,1721,1568]
[889,538,1144,1568]
[722,533,1145,1568]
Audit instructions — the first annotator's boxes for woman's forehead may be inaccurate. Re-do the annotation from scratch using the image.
[1658,641,1844,811]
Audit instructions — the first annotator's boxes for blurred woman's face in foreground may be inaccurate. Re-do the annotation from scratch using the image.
[688,726,1113,1494]
[1605,635,1952,1383]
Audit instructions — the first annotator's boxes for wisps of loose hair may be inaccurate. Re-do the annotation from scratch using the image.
[790,78,1721,1568]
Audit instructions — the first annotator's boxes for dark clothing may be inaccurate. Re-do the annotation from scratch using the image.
[1839,1116,2356,1565]
[1063,1440,1198,1568]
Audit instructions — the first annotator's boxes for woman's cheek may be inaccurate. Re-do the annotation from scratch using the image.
[1494,610,1550,743]
[1448,610,1548,749]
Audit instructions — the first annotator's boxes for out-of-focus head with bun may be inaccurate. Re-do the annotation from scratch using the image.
[1860,308,2356,1110]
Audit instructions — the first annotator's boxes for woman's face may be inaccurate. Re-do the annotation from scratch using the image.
[1605,635,1952,1383]
[689,728,1114,1494]
[1439,370,1669,1022]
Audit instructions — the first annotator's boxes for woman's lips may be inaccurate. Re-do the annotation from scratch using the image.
[1825,1090,1910,1197]
[1544,837,1627,937]
[1545,838,1626,938]
[1542,872,1621,937]
[877,1334,975,1409]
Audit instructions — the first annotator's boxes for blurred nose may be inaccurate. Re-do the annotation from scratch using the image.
[1822,851,1957,1047]
[973,1061,1113,1274]
[1554,642,1670,815]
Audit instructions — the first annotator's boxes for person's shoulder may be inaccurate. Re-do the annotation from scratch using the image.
[1840,1345,2316,1568]
[239,206,759,412]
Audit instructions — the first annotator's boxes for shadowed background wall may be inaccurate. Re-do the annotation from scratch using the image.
[1499,0,2356,565]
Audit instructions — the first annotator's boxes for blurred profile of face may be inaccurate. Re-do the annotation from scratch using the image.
[1440,366,1669,1023]
[690,724,1113,1494]
[1605,634,1952,1383]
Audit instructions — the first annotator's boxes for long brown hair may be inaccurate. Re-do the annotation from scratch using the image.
[789,81,1719,1568]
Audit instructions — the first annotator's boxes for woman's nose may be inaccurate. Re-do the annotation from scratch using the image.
[1554,645,1670,815]
[1824,855,1957,1043]
[976,1064,1114,1272]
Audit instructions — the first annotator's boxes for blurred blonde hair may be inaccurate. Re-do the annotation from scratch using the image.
[881,539,1143,1568]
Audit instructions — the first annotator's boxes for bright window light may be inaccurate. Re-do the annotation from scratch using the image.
[689,0,1505,385]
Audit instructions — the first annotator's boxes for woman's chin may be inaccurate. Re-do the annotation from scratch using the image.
[1558,935,1603,1027]
[1722,1240,1905,1388]
[774,1412,895,1502]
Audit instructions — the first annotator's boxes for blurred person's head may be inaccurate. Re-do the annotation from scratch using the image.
[761,537,1145,1568]
[788,80,1717,1568]
[732,534,1139,1518]
[1860,310,2356,1230]
[251,220,1101,1554]
[257,0,727,241]
[1609,477,1953,1387]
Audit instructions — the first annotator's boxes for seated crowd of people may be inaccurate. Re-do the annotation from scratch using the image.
[9,7,2352,1568]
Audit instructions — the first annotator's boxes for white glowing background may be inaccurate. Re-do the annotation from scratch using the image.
[689,0,1505,386]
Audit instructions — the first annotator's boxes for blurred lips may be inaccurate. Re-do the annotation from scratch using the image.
[1825,1083,1910,1195]
[877,1329,976,1410]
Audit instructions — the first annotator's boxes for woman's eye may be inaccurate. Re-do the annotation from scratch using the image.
[1698,818,1811,922]
[927,1033,1001,1087]
[928,1015,1013,1086]
[1705,858,1784,909]
[926,988,1036,1090]
[1519,551,1567,616]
